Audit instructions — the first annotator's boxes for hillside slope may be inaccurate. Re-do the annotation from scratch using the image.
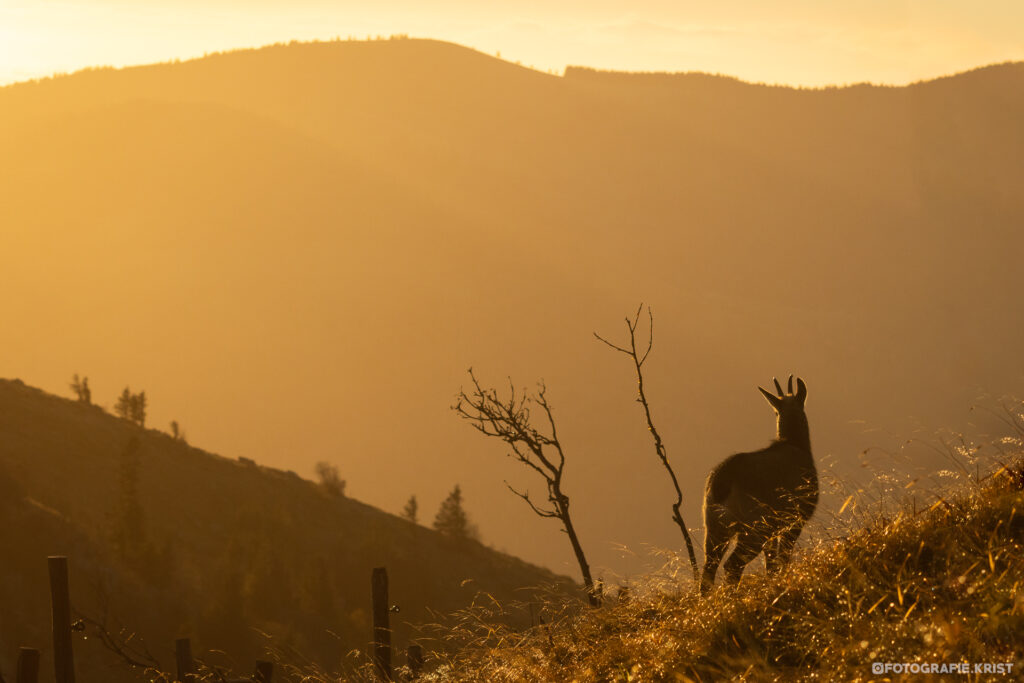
[435,450,1024,681]
[0,378,570,681]
[1,39,1023,580]
[0,462,193,682]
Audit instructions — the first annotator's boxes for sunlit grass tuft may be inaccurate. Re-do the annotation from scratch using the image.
[414,458,1024,680]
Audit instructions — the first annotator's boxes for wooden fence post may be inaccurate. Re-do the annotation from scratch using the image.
[16,648,40,683]
[174,638,196,682]
[253,661,273,683]
[371,567,392,681]
[406,644,423,679]
[48,556,76,683]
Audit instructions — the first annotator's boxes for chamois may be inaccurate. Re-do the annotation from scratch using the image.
[700,375,818,594]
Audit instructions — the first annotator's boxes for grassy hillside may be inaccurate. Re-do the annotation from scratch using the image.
[0,458,193,682]
[0,378,571,681]
[1,37,1022,583]
[422,442,1024,681]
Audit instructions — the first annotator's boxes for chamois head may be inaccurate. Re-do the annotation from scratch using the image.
[758,375,809,445]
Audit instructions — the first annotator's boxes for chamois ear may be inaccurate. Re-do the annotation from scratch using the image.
[795,377,807,406]
[759,385,783,409]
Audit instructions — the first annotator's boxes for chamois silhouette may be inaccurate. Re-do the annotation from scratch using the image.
[700,375,818,594]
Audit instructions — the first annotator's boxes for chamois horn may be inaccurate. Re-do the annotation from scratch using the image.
[795,376,807,403]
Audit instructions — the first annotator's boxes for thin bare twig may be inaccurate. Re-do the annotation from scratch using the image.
[505,481,560,518]
[73,576,168,676]
[74,611,165,673]
[595,304,700,584]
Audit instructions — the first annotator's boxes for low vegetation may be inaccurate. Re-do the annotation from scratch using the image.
[415,455,1024,681]
[182,428,1023,682]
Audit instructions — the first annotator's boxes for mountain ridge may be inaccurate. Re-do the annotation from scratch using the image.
[3,38,1021,96]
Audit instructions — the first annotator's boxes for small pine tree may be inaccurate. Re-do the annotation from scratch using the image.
[115,387,147,426]
[433,485,479,541]
[401,495,419,524]
[130,390,147,427]
[115,387,134,420]
[69,374,91,403]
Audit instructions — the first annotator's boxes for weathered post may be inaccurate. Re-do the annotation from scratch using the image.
[17,648,41,683]
[174,638,196,682]
[371,567,392,681]
[48,556,76,683]
[406,644,423,679]
[253,661,273,683]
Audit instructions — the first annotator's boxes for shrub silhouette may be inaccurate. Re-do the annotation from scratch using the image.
[314,461,346,497]
[402,494,419,523]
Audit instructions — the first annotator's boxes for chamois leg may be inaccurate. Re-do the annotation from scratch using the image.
[700,514,732,595]
[775,522,805,567]
[723,531,762,585]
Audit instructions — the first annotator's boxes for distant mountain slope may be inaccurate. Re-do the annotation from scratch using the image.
[0,378,570,681]
[0,39,1022,584]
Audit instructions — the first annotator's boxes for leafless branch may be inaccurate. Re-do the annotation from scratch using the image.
[455,368,599,606]
[594,304,654,366]
[72,576,169,677]
[75,611,165,673]
[595,304,700,584]
[504,481,559,518]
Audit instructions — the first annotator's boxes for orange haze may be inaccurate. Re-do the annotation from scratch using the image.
[2,39,1023,579]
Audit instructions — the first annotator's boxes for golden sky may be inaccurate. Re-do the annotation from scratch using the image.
[3,0,1022,87]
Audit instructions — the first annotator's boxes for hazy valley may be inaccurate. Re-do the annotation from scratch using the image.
[2,40,1024,676]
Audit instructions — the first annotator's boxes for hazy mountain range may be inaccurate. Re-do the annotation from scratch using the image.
[1,38,1022,582]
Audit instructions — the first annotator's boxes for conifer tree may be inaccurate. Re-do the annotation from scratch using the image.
[70,374,91,404]
[114,386,148,426]
[433,485,478,540]
[115,387,134,420]
[130,390,147,427]
[111,436,146,561]
[401,495,419,524]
